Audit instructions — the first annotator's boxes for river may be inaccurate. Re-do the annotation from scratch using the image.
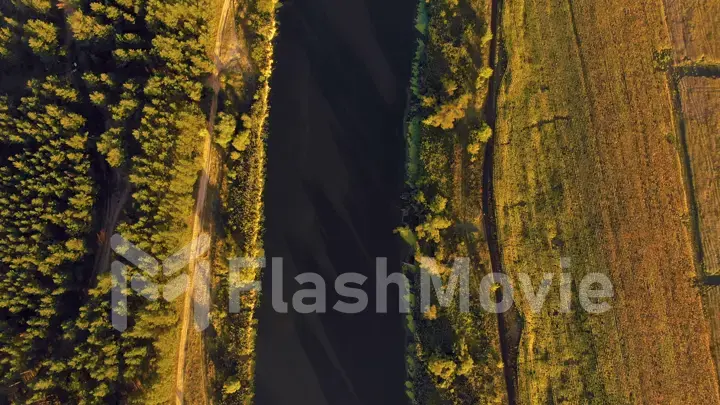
[254,1,417,404]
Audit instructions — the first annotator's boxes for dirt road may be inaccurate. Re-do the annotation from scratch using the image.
[480,0,520,402]
[174,0,235,403]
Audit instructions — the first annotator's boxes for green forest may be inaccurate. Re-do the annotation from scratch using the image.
[0,0,276,403]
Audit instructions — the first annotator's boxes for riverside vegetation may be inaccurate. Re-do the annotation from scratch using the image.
[399,0,507,403]
[206,0,277,402]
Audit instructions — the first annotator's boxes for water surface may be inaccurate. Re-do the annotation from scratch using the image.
[255,1,416,404]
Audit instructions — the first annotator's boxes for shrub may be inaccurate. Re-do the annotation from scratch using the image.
[423,93,471,129]
[428,356,457,387]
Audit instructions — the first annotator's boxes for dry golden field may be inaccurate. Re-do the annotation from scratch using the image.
[662,0,720,62]
[665,0,720,389]
[707,287,720,379]
[675,73,720,400]
[495,0,720,403]
[679,77,720,276]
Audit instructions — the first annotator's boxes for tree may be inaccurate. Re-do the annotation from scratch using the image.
[214,112,236,148]
[478,66,493,80]
[19,0,52,14]
[428,356,457,387]
[468,123,492,160]
[222,377,242,395]
[23,19,58,57]
[98,128,125,167]
[423,93,471,129]
[0,25,13,58]
[415,215,452,243]
[68,10,112,42]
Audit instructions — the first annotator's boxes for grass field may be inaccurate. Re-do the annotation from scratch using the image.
[664,0,720,388]
[495,0,720,403]
[706,287,720,380]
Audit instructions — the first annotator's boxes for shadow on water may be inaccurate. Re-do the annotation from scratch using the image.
[254,0,417,404]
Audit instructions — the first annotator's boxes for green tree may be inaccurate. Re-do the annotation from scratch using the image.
[23,19,58,57]
[428,356,457,387]
[215,112,236,148]
[423,93,471,129]
[68,10,112,42]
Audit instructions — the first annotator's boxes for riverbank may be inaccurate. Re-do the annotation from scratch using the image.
[204,0,278,402]
[399,0,510,403]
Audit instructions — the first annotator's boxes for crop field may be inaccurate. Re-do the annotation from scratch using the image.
[679,77,720,276]
[662,0,720,62]
[495,0,720,403]
[676,72,720,395]
[707,287,720,376]
[665,0,720,387]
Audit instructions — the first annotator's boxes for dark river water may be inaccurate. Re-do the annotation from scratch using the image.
[254,0,417,404]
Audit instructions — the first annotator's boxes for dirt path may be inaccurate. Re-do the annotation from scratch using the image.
[59,5,130,283]
[480,0,521,402]
[91,170,130,281]
[174,0,235,403]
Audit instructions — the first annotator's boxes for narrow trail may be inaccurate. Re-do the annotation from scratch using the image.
[480,0,521,403]
[174,0,235,403]
[90,171,130,282]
